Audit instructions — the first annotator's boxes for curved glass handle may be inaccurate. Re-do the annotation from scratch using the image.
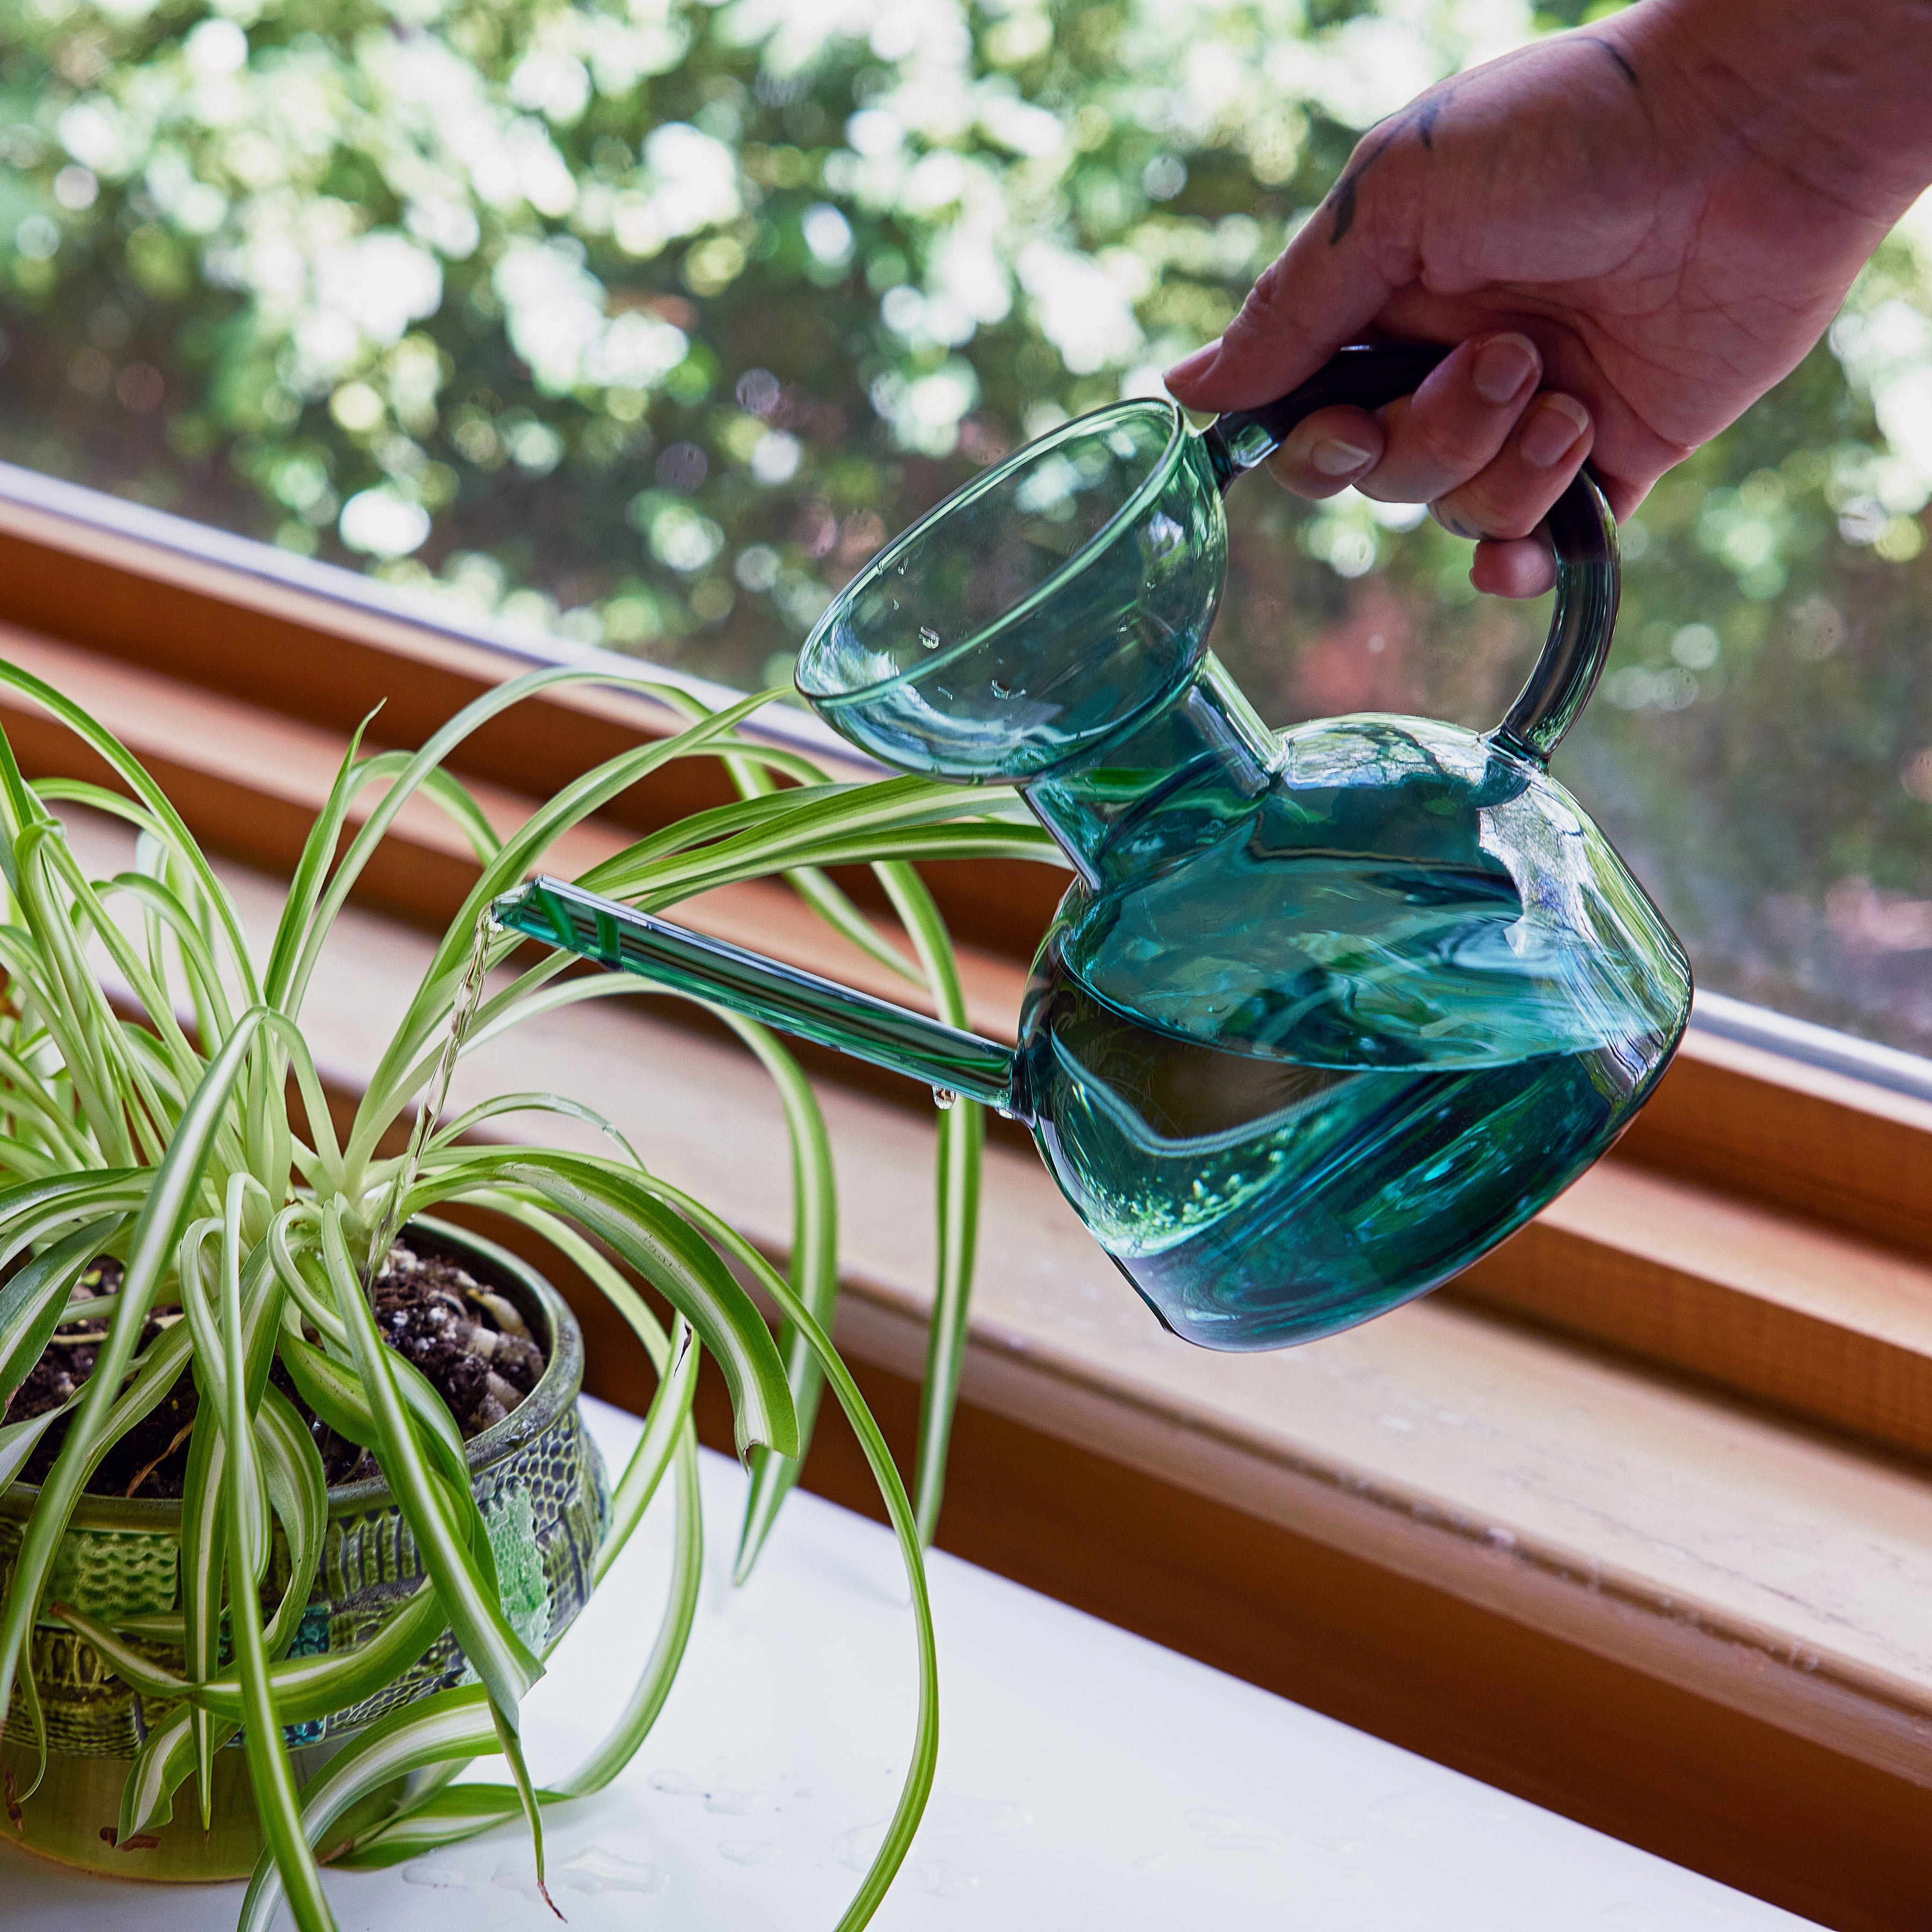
[1200,341,1620,765]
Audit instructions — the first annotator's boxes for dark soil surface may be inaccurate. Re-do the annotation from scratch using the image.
[7,1236,547,1500]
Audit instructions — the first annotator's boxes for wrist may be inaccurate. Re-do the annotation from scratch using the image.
[1613,0,1932,222]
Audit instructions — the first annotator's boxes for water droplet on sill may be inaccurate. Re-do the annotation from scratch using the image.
[719,1839,777,1865]
[1185,1809,1240,1834]
[403,1861,477,1890]
[493,1847,668,1899]
[833,1818,889,1871]
[916,1861,982,1897]
[918,625,941,650]
[560,1847,669,1896]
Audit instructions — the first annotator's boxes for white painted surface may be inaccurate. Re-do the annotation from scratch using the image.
[4,1396,1820,1930]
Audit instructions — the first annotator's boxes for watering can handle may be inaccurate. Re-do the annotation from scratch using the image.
[1200,341,1619,765]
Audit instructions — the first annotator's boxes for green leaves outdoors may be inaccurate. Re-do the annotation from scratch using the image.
[0,659,1044,1927]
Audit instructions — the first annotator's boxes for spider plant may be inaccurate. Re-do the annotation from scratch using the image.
[0,655,1055,1930]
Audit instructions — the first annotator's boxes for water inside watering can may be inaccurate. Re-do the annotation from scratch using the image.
[1022,957,1650,1352]
[1014,754,1680,1351]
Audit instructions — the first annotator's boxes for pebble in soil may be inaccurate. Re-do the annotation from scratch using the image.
[5,1237,546,1498]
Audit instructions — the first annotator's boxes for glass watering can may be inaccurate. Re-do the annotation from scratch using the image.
[495,343,1691,1352]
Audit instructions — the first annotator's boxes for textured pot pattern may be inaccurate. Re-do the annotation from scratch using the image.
[0,1220,607,1775]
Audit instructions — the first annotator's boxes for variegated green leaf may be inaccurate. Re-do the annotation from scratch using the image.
[0,998,258,1744]
[875,862,985,1547]
[120,1700,231,1842]
[256,1382,327,1657]
[0,1401,68,1491]
[221,1177,335,1932]
[239,1687,500,1932]
[344,1418,705,1869]
[724,1018,839,1583]
[426,1149,796,1463]
[319,1206,542,1721]
[0,656,258,993]
[0,1218,119,1414]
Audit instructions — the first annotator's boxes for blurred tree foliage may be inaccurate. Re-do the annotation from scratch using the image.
[2,0,1930,1050]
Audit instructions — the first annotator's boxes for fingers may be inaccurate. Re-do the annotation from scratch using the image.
[1455,396,1596,598]
[1256,327,1595,601]
[1351,332,1540,503]
[1261,331,1581,535]
[1262,406,1385,499]
[1470,537,1557,599]
[1430,392,1593,540]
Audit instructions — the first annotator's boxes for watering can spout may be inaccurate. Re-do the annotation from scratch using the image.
[491,876,1027,1118]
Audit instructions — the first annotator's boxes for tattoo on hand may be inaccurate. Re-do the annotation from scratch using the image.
[1328,35,1633,250]
[1578,35,1638,87]
[1328,127,1395,245]
[1328,88,1453,245]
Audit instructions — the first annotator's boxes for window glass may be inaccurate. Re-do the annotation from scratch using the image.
[2,0,1929,1055]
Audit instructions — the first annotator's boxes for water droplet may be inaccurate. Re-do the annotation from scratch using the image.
[705,1787,756,1815]
[493,1848,667,1899]
[648,1768,701,1796]
[1181,1807,1279,1851]
[1185,1809,1240,1834]
[404,1861,477,1890]
[718,1839,777,1865]
[562,1848,669,1896]
[918,625,941,650]
[833,1818,889,1871]
[916,1861,982,1897]
[990,679,1014,699]
[932,1086,957,1111]
[1365,1790,1445,1838]
[995,1104,1015,1121]
[926,1797,1032,1834]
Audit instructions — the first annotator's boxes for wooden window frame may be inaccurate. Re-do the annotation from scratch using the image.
[2,462,1929,1931]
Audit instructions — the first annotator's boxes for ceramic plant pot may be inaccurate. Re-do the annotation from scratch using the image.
[0,1219,609,1881]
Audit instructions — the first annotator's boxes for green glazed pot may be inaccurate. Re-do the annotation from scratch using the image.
[0,1219,609,1882]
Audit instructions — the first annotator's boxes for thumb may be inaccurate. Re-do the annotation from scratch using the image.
[1166,188,1403,411]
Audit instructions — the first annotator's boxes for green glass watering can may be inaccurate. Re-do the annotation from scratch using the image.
[496,343,1691,1351]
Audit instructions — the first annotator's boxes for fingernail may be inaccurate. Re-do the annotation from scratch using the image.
[1520,393,1590,468]
[1165,341,1220,387]
[1311,436,1374,477]
[1472,332,1537,405]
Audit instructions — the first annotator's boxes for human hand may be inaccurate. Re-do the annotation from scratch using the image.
[1166,0,1932,596]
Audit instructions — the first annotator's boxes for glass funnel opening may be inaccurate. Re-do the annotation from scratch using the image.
[796,397,1222,782]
